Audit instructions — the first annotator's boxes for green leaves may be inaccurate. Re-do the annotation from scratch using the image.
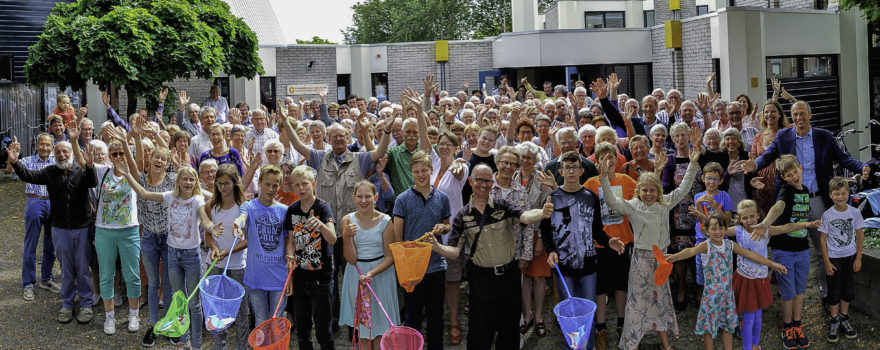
[24,0,263,115]
[840,0,880,23]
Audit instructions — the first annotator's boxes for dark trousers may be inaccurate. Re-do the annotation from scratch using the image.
[294,278,335,350]
[404,270,446,350]
[466,261,521,350]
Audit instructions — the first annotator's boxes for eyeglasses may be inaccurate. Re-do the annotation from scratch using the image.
[265,149,281,154]
[705,176,721,182]
[216,181,234,187]
[437,142,454,148]
[440,104,453,108]
[329,134,347,139]
[498,160,520,168]
[111,152,124,157]
[728,111,742,115]
[561,166,582,172]
[471,178,494,185]
[200,169,217,175]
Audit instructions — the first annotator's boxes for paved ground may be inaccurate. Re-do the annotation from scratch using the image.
[0,174,878,349]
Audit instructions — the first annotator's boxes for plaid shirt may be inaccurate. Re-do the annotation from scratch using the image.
[245,127,279,156]
[15,155,54,197]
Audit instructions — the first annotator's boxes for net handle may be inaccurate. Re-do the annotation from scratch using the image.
[271,267,295,318]
[187,257,220,302]
[353,264,395,326]
[553,263,573,300]
[221,232,239,276]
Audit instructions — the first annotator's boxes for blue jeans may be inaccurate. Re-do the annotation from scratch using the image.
[23,197,55,288]
[141,228,172,324]
[249,287,287,327]
[772,249,810,300]
[52,227,93,309]
[168,247,203,348]
[555,272,598,350]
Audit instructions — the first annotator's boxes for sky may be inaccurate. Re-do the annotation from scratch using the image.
[269,0,358,44]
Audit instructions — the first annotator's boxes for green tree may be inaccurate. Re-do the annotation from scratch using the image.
[840,0,880,23]
[343,0,559,44]
[343,0,473,44]
[25,0,264,116]
[296,36,337,44]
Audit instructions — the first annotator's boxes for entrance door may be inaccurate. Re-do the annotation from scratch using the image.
[478,70,502,95]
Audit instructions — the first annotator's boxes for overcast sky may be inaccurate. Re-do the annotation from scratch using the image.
[269,0,358,44]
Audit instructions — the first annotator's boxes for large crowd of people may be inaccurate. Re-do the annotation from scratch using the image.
[5,72,873,350]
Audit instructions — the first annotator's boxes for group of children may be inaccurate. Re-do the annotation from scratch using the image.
[633,152,865,350]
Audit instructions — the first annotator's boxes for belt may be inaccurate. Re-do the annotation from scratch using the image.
[468,259,517,276]
[808,191,820,198]
[357,256,384,263]
[27,194,50,200]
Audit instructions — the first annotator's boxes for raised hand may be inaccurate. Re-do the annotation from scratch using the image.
[67,119,80,140]
[375,154,388,173]
[749,176,766,190]
[706,72,715,87]
[653,151,668,171]
[536,169,558,189]
[6,136,20,163]
[81,142,94,168]
[463,79,469,90]
[245,151,262,172]
[542,197,554,218]
[423,75,439,96]
[158,88,169,103]
[590,78,608,100]
[317,86,327,99]
[111,155,129,175]
[608,73,621,91]
[76,105,88,120]
[771,77,781,94]
[229,108,241,123]
[101,91,111,107]
[697,93,710,113]
[600,154,615,177]
[343,222,358,238]
[178,90,190,110]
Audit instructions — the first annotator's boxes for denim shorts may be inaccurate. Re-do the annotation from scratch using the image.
[772,249,810,300]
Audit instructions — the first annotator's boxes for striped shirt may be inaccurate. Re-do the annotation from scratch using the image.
[16,155,55,197]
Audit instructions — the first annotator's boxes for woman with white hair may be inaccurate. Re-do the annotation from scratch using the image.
[513,141,558,337]
[577,124,597,157]
[242,139,286,199]
[90,140,109,165]
[587,126,628,173]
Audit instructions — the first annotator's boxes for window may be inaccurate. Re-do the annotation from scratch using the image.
[337,74,351,104]
[585,12,625,29]
[0,55,11,81]
[259,77,275,113]
[371,73,388,100]
[696,5,709,15]
[815,0,828,9]
[644,10,655,27]
[213,77,230,103]
[766,55,837,78]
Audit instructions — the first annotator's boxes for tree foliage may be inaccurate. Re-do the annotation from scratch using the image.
[296,36,337,45]
[342,0,559,44]
[25,0,264,115]
[840,0,880,23]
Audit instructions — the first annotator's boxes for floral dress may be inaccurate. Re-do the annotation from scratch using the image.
[490,176,534,261]
[695,239,738,338]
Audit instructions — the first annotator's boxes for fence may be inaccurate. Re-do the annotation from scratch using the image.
[0,84,45,157]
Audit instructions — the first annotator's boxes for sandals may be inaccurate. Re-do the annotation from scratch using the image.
[449,325,462,345]
[535,322,546,337]
[520,318,535,334]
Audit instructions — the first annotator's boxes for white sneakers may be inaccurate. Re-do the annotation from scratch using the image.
[104,315,116,335]
[128,314,139,333]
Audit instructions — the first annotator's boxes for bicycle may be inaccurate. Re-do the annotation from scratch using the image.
[26,122,50,155]
[1,126,15,172]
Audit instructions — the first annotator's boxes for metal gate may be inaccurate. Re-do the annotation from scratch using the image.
[0,84,45,157]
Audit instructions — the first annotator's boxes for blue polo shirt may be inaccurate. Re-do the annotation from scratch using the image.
[393,187,451,273]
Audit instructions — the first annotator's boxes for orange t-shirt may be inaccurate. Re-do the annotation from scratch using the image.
[584,174,637,246]
[53,107,76,125]
[275,188,300,206]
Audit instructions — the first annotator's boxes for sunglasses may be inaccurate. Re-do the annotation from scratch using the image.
[111,152,124,157]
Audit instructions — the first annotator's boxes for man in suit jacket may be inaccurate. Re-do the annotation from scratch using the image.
[743,100,869,303]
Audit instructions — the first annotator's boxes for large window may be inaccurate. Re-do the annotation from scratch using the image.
[585,12,625,29]
[644,10,654,27]
[766,55,836,79]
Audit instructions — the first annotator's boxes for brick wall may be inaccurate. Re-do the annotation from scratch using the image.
[651,27,674,91]
[386,41,494,99]
[275,45,338,103]
[778,0,814,9]
[116,74,213,114]
[655,0,698,24]
[736,0,768,7]
[682,16,713,99]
